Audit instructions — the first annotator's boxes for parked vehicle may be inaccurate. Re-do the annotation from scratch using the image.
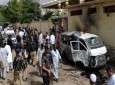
[61,31,107,68]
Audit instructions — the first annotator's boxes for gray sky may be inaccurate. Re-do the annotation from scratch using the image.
[0,0,9,5]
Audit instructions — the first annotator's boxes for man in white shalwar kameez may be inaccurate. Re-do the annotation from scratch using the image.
[39,32,44,46]
[51,45,61,81]
[0,47,8,79]
[5,42,13,72]
[50,33,56,46]
[37,44,44,75]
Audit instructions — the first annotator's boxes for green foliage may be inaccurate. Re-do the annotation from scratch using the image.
[0,0,41,23]
[42,11,53,20]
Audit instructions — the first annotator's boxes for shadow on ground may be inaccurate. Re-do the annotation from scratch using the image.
[7,79,13,85]
[29,72,39,76]
[30,81,42,85]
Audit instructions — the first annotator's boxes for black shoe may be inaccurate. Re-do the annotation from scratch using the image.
[23,78,27,81]
[1,77,5,80]
[33,65,36,67]
[53,78,58,82]
[55,79,59,82]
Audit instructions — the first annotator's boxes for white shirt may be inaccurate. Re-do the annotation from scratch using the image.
[0,47,8,67]
[50,34,56,45]
[19,31,24,38]
[39,33,43,45]
[46,35,49,40]
[51,49,61,61]
[37,48,44,66]
[107,74,115,85]
[5,45,13,63]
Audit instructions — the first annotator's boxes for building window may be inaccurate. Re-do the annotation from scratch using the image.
[70,10,82,16]
[104,5,115,13]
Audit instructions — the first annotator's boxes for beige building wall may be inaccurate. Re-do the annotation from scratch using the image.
[68,15,83,32]
[30,21,53,33]
[17,20,53,34]
[91,13,115,47]
[68,6,115,48]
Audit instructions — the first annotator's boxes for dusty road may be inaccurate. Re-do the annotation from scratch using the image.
[0,64,90,85]
[0,50,114,85]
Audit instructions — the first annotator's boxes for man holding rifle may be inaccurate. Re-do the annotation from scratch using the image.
[42,46,53,85]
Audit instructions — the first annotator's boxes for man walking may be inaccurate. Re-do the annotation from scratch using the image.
[37,44,44,75]
[5,41,13,72]
[51,45,61,82]
[50,32,56,48]
[0,33,8,79]
[42,46,53,85]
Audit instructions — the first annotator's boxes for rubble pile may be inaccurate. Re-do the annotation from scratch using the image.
[59,64,90,85]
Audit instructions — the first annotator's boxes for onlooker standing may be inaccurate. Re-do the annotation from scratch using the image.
[0,34,8,79]
[30,35,37,66]
[39,32,44,46]
[18,27,24,39]
[50,32,56,48]
[51,45,61,81]
[106,65,115,85]
[45,32,50,48]
[5,42,13,72]
[46,32,50,43]
[0,47,8,79]
[37,44,44,75]
[15,35,22,55]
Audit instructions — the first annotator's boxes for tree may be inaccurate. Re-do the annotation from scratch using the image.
[42,11,53,20]
[1,0,41,23]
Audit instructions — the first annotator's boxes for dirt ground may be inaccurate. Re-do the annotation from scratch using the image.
[0,63,90,85]
[0,50,114,85]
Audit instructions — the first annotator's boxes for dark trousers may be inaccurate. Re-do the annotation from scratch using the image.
[43,75,50,85]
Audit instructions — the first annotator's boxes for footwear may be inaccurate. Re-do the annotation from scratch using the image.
[23,78,27,81]
[1,77,5,80]
[53,78,58,82]
[55,79,59,82]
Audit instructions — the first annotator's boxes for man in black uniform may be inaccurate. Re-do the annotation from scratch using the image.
[42,46,53,85]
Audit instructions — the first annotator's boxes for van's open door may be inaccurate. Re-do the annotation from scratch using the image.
[70,41,88,65]
[70,41,80,62]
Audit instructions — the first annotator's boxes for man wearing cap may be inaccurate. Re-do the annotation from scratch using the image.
[90,73,97,85]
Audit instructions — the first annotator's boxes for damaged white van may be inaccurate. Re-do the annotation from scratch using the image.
[61,31,107,68]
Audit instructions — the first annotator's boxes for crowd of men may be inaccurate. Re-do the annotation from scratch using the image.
[0,24,115,85]
[0,24,62,85]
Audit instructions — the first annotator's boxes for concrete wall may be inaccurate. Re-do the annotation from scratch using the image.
[68,15,82,32]
[17,20,53,34]
[29,21,53,33]
[68,6,115,48]
[91,13,115,47]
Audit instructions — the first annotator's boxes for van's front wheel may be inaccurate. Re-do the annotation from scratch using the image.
[89,56,96,68]
[75,61,85,70]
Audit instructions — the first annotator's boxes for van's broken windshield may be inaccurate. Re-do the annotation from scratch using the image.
[85,37,104,49]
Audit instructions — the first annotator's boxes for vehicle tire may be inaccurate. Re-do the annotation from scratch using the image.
[76,61,85,70]
[89,56,96,68]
